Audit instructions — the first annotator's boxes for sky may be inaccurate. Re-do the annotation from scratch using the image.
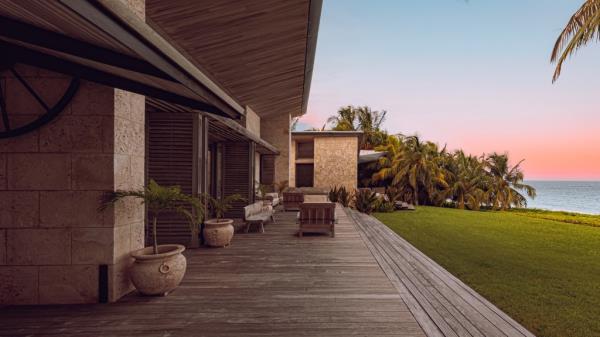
[301,0,600,181]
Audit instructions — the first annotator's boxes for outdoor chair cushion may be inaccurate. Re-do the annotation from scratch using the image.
[244,202,273,221]
[247,213,271,222]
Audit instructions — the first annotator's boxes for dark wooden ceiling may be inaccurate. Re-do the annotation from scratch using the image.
[146,0,312,118]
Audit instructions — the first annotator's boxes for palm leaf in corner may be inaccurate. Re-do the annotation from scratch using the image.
[551,0,600,82]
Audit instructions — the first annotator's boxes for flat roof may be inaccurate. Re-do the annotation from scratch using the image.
[292,131,364,137]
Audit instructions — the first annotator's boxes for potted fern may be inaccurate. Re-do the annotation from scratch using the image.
[99,179,197,296]
[203,194,245,247]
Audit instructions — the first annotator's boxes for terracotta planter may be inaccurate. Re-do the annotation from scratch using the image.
[130,244,187,296]
[203,219,234,247]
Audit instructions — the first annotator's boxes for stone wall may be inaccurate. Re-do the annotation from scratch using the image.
[245,106,260,137]
[289,139,297,187]
[0,66,145,304]
[260,113,290,185]
[313,137,358,191]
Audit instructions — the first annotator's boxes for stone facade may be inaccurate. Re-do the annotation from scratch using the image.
[260,113,290,185]
[0,0,146,305]
[313,136,358,190]
[289,139,297,187]
[0,65,145,304]
[245,106,261,137]
[289,135,358,191]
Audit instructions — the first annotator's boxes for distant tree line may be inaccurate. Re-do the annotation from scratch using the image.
[325,105,536,210]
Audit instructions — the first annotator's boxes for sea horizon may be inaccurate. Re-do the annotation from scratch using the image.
[524,180,600,215]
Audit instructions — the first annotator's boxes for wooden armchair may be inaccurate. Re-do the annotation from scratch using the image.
[283,191,304,211]
[298,202,336,238]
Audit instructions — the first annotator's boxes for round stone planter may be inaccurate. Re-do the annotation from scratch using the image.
[130,244,187,296]
[203,219,234,247]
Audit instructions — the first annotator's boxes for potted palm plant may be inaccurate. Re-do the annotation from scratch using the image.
[203,194,245,247]
[100,179,197,296]
[176,196,205,249]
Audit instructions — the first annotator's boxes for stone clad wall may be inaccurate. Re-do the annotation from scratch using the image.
[260,113,290,185]
[313,137,358,191]
[0,66,145,304]
[289,139,297,187]
[245,106,261,137]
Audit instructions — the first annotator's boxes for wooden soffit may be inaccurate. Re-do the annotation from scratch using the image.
[146,0,322,118]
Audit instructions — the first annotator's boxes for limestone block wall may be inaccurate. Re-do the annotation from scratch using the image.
[245,106,261,137]
[313,137,358,191]
[289,140,297,187]
[260,113,290,185]
[0,66,145,304]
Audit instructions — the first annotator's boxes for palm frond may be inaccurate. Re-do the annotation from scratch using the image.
[551,0,600,82]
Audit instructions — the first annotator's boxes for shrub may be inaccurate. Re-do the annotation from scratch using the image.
[329,185,352,207]
[353,189,379,214]
[385,187,402,203]
[376,199,396,213]
[338,186,352,207]
[328,186,339,203]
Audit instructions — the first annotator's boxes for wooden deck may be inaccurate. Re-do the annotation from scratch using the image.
[347,209,536,337]
[0,206,425,337]
[0,205,536,337]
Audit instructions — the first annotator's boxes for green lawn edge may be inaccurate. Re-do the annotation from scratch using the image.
[374,206,600,337]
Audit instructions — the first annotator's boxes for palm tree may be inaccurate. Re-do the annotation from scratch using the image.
[551,0,600,82]
[327,105,388,149]
[327,105,357,131]
[372,135,446,205]
[290,117,300,131]
[443,151,487,210]
[355,106,388,149]
[485,153,536,210]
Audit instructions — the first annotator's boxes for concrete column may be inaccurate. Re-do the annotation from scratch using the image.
[260,113,291,186]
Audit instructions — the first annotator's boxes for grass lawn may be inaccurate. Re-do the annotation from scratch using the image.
[374,207,600,337]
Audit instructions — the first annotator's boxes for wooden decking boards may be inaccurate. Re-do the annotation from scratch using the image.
[347,208,536,337]
[0,205,535,337]
[0,206,425,337]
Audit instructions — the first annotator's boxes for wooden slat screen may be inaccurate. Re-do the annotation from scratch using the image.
[261,155,275,186]
[222,142,251,218]
[147,111,194,244]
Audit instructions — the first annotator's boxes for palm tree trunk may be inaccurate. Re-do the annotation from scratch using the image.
[413,186,419,206]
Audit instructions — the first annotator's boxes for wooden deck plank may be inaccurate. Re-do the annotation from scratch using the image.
[359,216,493,337]
[0,205,426,337]
[347,209,536,337]
[362,214,531,337]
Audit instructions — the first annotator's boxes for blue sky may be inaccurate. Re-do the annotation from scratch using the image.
[302,0,600,180]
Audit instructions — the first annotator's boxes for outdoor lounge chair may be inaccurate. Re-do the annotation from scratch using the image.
[297,202,336,237]
[243,202,274,233]
[283,191,304,211]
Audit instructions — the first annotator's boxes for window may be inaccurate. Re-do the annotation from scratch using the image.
[296,164,314,187]
[296,141,314,159]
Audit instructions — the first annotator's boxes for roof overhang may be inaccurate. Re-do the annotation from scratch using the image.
[0,0,245,119]
[147,99,279,155]
[359,150,386,164]
[146,0,322,118]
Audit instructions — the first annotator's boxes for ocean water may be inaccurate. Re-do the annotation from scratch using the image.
[524,181,600,215]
